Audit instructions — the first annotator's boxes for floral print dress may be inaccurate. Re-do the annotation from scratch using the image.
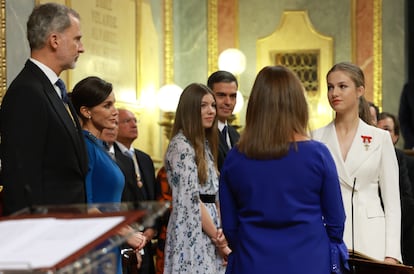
[163,132,225,274]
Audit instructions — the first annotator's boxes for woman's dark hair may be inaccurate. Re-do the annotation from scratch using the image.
[207,70,238,89]
[70,76,113,120]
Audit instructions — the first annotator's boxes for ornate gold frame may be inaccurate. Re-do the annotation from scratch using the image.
[0,0,6,102]
[207,0,218,76]
[163,0,173,84]
[256,11,333,130]
[373,0,382,109]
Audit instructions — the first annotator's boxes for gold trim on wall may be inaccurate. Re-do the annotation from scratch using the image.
[207,0,218,76]
[0,0,6,102]
[351,0,357,63]
[163,0,173,84]
[257,11,333,130]
[373,0,382,110]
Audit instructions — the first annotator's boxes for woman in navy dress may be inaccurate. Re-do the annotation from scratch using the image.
[219,66,349,274]
[71,76,146,274]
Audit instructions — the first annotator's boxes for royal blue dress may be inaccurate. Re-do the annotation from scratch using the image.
[83,130,124,204]
[219,141,348,274]
[83,130,125,274]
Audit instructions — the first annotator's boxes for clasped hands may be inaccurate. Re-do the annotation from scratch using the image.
[119,225,147,269]
[212,228,231,265]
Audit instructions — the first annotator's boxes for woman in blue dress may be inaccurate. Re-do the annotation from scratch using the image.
[71,76,146,273]
[219,66,349,274]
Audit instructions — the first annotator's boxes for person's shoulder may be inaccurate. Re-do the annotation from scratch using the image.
[227,124,240,133]
[299,139,329,151]
[361,121,389,138]
[135,148,154,161]
[6,61,48,97]
[169,132,193,151]
[311,122,333,139]
[170,131,187,143]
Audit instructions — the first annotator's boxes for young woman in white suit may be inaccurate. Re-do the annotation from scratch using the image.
[312,62,401,263]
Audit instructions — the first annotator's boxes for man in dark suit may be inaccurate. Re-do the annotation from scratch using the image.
[399,82,414,149]
[207,70,240,171]
[0,3,87,215]
[115,108,159,274]
[377,112,414,265]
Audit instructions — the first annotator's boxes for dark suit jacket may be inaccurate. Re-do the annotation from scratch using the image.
[399,82,414,149]
[0,60,88,215]
[399,149,414,265]
[113,143,158,274]
[113,143,159,203]
[218,125,240,171]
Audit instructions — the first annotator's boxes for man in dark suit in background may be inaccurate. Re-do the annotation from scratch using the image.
[115,108,159,274]
[399,82,414,149]
[207,70,240,171]
[0,3,87,215]
[377,112,414,265]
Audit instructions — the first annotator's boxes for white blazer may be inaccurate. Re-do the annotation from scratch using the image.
[312,119,401,261]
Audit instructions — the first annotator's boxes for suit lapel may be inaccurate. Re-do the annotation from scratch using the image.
[319,120,380,190]
[227,125,240,147]
[344,120,380,179]
[34,65,87,174]
[318,122,354,189]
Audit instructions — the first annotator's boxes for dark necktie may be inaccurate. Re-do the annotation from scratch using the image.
[222,125,230,148]
[221,125,228,139]
[55,78,69,103]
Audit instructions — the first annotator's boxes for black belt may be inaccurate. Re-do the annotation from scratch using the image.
[199,194,216,203]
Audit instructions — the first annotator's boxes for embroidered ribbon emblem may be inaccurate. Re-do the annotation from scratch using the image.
[361,135,372,151]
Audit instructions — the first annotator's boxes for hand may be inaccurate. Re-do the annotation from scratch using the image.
[128,232,147,250]
[218,245,231,265]
[118,226,147,250]
[87,207,101,214]
[213,228,228,248]
[213,228,231,264]
[135,250,143,269]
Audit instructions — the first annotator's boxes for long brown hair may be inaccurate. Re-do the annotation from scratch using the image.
[238,66,309,159]
[171,83,218,184]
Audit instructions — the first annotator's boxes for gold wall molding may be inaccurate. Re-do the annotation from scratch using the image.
[163,0,173,84]
[207,0,218,76]
[0,0,6,102]
[373,0,382,110]
[257,11,333,130]
[351,0,357,63]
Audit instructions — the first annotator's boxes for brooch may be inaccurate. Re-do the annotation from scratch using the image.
[361,135,372,151]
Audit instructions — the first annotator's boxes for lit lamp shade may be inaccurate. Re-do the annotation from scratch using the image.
[157,84,183,112]
[218,48,246,75]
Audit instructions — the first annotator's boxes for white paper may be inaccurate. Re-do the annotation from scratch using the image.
[0,216,125,270]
